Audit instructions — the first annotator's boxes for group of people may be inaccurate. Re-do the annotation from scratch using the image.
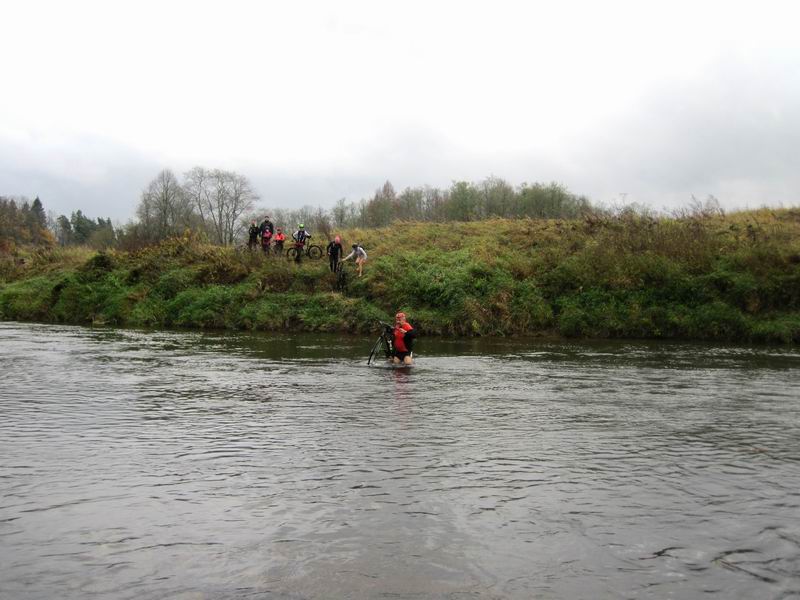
[247,216,369,276]
[248,216,412,364]
[325,236,368,277]
[247,216,287,254]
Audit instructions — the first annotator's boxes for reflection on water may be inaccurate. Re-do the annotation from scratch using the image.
[1,322,799,599]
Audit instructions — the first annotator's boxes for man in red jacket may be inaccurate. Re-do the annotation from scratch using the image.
[392,312,416,365]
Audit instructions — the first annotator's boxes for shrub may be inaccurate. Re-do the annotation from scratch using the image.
[685,301,748,340]
[0,276,57,321]
[749,315,800,344]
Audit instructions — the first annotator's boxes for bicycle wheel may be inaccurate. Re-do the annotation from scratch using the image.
[380,333,392,359]
[286,247,300,260]
[307,245,323,260]
[335,268,348,292]
[367,335,384,365]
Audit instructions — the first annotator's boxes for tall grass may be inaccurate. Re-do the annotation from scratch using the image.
[2,209,799,343]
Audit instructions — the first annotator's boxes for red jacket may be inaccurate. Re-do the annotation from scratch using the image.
[394,322,413,352]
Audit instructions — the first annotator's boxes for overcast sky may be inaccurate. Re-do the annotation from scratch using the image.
[2,0,798,221]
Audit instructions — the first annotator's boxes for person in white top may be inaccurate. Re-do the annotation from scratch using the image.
[342,244,367,277]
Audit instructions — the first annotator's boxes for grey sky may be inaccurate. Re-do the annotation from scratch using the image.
[2,0,798,221]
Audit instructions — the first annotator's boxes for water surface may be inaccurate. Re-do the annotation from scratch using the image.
[1,322,799,599]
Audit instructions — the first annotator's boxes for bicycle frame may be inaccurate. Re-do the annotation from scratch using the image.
[287,241,323,260]
[367,321,394,365]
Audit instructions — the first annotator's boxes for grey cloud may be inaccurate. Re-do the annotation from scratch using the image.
[3,53,798,221]
[0,134,161,222]
[561,54,800,208]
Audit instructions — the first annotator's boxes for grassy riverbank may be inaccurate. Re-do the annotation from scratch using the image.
[2,209,800,343]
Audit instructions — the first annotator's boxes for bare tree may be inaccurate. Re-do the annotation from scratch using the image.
[312,206,333,241]
[182,167,259,245]
[183,166,213,233]
[331,198,348,228]
[137,169,194,240]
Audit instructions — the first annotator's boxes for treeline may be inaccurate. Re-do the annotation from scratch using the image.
[257,179,592,241]
[2,170,592,252]
[333,178,591,227]
[125,171,592,248]
[2,168,260,252]
[0,196,52,250]
[1,195,120,251]
[53,211,116,248]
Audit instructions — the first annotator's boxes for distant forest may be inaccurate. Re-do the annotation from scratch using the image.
[0,196,115,252]
[1,168,593,250]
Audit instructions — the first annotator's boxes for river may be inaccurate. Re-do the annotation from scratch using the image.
[1,322,799,599]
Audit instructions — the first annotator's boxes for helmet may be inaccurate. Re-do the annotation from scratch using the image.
[298,223,305,229]
[334,236,341,243]
[352,244,358,248]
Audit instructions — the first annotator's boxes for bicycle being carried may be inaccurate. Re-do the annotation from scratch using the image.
[367,321,395,365]
[334,259,348,292]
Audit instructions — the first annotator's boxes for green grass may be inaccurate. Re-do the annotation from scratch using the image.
[2,210,800,343]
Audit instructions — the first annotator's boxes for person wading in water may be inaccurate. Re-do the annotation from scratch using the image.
[392,312,416,365]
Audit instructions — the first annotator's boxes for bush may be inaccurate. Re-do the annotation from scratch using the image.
[685,301,748,340]
[0,276,57,321]
[749,315,800,344]
[168,285,249,328]
[2,212,799,344]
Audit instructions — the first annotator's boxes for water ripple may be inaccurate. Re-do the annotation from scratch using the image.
[1,322,799,599]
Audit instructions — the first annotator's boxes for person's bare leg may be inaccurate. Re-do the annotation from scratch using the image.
[403,355,413,365]
[392,356,400,364]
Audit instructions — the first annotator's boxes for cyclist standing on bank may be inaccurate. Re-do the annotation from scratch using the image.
[292,224,311,244]
[326,236,344,272]
[292,224,311,262]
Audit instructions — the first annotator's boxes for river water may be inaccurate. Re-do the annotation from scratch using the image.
[1,322,799,599]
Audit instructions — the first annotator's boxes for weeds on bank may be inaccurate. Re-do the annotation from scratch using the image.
[2,208,799,343]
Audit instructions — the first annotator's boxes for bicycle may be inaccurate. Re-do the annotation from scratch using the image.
[367,321,395,365]
[286,241,323,260]
[334,260,348,292]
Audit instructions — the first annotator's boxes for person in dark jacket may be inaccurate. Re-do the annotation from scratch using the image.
[247,220,260,250]
[259,216,274,237]
[326,235,344,272]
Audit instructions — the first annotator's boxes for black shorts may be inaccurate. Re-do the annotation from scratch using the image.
[393,350,412,360]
